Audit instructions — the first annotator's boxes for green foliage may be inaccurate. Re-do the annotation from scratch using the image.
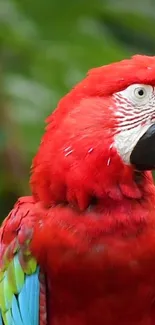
[0,0,155,218]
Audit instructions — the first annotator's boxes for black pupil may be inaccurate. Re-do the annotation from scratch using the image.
[138,89,144,96]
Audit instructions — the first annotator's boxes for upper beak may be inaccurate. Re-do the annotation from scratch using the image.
[130,124,155,171]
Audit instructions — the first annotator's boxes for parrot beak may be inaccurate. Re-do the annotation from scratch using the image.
[130,124,155,171]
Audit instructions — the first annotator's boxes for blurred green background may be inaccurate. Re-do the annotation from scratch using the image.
[0,0,155,220]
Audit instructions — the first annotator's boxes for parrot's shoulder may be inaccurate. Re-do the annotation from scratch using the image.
[0,196,36,248]
[0,196,47,325]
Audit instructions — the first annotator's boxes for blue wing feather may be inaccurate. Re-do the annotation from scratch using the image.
[18,267,40,325]
[12,295,23,325]
[18,280,31,325]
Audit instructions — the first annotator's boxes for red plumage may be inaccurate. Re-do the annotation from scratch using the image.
[2,54,155,324]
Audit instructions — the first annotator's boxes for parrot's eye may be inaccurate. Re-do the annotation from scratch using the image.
[134,87,146,98]
[116,84,153,105]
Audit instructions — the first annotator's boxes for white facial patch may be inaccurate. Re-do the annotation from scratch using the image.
[114,123,152,164]
[113,84,155,164]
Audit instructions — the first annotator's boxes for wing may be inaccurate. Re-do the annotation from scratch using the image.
[0,197,47,325]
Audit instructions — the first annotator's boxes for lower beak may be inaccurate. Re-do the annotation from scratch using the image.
[130,124,155,171]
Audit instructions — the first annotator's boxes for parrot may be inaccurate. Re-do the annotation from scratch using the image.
[2,54,155,325]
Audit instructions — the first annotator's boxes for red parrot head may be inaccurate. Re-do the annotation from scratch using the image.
[31,55,155,210]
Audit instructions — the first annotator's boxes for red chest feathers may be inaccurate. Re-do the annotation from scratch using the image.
[48,243,155,325]
[32,203,155,325]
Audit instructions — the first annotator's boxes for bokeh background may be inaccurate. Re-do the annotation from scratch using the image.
[1,0,155,220]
